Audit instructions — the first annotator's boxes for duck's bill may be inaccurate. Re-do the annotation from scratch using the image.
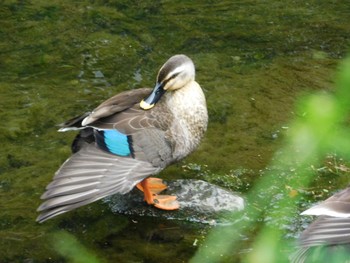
[140,83,166,110]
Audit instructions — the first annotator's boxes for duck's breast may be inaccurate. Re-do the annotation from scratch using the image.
[163,81,208,161]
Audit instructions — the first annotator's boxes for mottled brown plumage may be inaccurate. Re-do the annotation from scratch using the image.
[37,55,208,222]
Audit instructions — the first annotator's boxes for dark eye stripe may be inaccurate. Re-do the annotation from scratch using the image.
[170,72,180,80]
[163,72,180,86]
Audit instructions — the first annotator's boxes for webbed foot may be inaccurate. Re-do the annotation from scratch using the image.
[136,178,179,210]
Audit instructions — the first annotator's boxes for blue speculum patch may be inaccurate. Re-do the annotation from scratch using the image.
[97,129,131,156]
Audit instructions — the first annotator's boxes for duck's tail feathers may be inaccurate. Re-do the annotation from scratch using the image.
[58,112,91,132]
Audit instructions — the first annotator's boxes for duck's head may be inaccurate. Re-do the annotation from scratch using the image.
[140,54,195,110]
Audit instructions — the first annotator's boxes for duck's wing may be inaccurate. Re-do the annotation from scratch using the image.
[37,144,161,223]
[291,216,350,263]
[79,88,176,167]
[59,87,173,164]
[37,88,175,222]
[37,127,171,223]
[59,88,152,130]
[291,188,350,263]
[81,88,152,126]
[301,188,350,217]
[90,105,175,167]
[299,216,350,247]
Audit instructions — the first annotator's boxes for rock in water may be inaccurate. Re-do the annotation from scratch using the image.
[105,179,244,224]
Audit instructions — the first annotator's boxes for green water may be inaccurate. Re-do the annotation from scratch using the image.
[1,1,350,262]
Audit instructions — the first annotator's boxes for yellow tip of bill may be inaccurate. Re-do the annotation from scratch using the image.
[140,100,155,110]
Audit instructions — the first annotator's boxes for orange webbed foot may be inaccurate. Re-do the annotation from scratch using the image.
[136,177,167,194]
[154,195,179,210]
[136,178,179,210]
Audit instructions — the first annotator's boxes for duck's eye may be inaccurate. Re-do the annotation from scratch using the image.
[170,72,180,80]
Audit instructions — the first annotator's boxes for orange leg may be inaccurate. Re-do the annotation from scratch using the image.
[136,178,179,210]
[136,177,167,195]
[139,178,155,205]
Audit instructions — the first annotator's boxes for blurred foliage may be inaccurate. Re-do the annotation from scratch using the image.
[191,57,350,262]
[52,231,102,263]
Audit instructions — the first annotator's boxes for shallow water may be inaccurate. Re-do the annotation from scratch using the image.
[1,1,350,262]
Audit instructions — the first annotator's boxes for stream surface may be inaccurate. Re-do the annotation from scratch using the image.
[1,1,350,262]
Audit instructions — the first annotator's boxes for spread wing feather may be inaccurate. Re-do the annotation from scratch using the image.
[37,144,161,222]
[292,188,350,263]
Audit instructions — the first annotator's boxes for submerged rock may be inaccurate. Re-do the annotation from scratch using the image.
[104,179,244,224]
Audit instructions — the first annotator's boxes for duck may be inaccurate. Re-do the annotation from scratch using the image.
[36,54,208,223]
[291,187,350,262]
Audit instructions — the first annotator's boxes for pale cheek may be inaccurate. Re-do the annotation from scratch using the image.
[165,78,183,91]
